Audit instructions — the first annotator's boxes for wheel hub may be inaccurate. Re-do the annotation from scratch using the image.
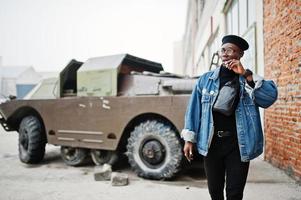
[62,147,76,160]
[141,140,165,166]
[91,150,115,165]
[20,130,29,150]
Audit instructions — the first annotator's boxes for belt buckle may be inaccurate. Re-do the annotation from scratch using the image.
[217,131,224,137]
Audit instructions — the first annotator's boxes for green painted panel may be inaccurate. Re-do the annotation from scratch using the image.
[77,68,117,97]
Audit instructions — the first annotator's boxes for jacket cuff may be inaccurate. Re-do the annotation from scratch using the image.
[245,74,264,94]
[253,74,264,89]
[180,129,196,143]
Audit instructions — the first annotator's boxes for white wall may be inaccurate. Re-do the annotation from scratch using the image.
[183,0,265,77]
[16,67,42,84]
[196,0,226,73]
[173,40,184,74]
[2,78,16,96]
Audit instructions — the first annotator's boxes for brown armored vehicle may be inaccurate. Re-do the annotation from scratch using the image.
[0,54,196,179]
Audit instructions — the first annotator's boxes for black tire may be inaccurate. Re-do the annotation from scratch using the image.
[18,116,46,164]
[126,120,183,180]
[60,146,88,166]
[90,150,118,166]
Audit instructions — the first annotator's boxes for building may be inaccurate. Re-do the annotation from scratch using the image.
[263,0,301,182]
[182,0,264,76]
[173,40,185,75]
[0,66,42,99]
[180,0,300,181]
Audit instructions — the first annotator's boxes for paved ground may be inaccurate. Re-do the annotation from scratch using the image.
[0,127,300,200]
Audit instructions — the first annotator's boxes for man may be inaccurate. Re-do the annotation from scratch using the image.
[181,35,278,200]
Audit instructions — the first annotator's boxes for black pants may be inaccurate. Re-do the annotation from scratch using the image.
[204,133,250,200]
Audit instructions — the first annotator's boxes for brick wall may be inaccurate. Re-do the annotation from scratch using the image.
[263,0,301,182]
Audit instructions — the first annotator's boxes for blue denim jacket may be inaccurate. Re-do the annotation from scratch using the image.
[181,67,278,162]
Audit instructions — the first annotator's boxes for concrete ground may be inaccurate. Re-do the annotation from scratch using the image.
[0,127,300,200]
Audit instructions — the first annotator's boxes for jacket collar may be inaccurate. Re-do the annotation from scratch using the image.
[209,66,221,80]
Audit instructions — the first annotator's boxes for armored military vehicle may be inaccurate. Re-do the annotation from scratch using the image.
[0,54,197,179]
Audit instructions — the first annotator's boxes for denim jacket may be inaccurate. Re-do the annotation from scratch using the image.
[181,67,278,162]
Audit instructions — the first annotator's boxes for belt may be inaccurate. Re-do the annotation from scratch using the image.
[215,130,233,137]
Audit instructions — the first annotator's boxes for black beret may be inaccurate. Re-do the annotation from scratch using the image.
[222,35,249,51]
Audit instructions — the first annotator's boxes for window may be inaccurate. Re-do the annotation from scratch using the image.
[248,0,256,26]
[207,31,220,70]
[232,1,239,35]
[198,0,205,20]
[226,0,256,35]
[239,0,248,34]
[225,0,257,70]
[226,8,232,34]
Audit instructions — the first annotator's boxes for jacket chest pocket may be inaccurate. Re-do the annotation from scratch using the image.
[201,91,217,106]
[201,92,217,118]
[201,94,211,103]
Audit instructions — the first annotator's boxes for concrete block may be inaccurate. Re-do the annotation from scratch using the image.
[94,164,112,181]
[110,172,129,186]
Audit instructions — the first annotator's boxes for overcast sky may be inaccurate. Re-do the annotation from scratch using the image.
[0,0,187,72]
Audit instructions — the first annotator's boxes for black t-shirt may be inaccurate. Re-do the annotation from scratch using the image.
[212,66,239,132]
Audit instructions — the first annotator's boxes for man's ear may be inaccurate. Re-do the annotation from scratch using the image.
[239,51,244,58]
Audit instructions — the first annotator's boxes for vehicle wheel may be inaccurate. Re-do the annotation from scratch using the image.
[90,150,117,165]
[126,120,183,180]
[60,146,88,166]
[18,116,46,164]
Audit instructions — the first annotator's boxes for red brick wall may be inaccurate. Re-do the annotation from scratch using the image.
[263,0,301,182]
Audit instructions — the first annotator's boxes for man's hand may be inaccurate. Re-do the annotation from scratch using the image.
[183,141,194,162]
[224,59,245,75]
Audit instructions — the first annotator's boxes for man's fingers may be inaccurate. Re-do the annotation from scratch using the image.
[184,150,191,157]
[229,60,236,67]
[183,144,193,162]
[184,151,190,161]
[183,149,189,157]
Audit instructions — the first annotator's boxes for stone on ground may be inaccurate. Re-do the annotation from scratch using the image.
[94,164,112,181]
[111,172,129,186]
